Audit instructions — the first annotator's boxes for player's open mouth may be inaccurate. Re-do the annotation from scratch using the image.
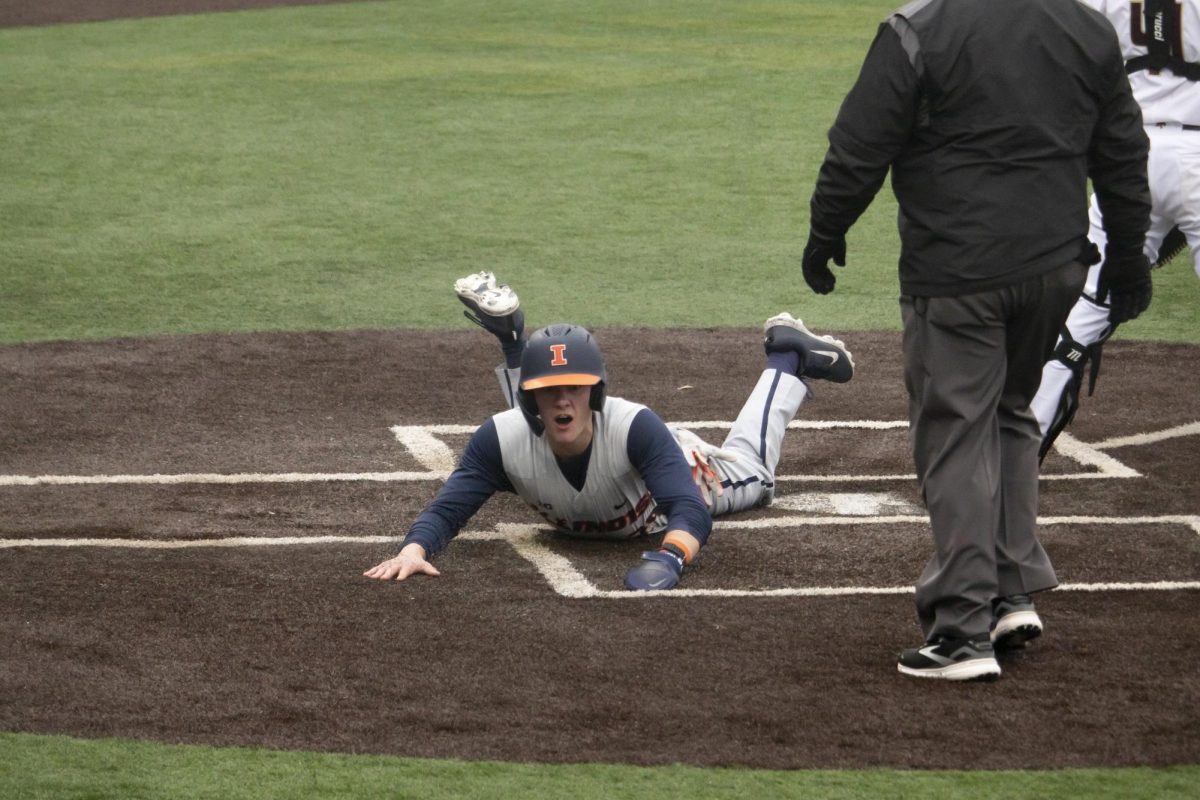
[553,414,573,428]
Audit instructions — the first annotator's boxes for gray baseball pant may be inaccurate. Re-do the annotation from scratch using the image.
[900,262,1087,640]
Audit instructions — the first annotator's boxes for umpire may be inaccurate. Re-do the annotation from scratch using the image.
[800,0,1153,680]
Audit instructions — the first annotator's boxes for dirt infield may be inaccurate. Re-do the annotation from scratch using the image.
[1,327,1198,770]
[3,0,1199,773]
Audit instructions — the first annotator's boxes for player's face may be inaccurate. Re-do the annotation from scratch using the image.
[533,384,595,457]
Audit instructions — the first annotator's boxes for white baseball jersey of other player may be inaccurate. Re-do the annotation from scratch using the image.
[1032,1,1199,440]
[1084,0,1200,125]
[1079,0,1200,282]
[493,396,664,539]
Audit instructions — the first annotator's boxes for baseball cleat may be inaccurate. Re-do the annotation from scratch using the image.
[990,594,1044,649]
[763,312,854,383]
[454,271,524,342]
[897,636,1001,681]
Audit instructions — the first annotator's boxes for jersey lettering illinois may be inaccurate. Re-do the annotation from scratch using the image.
[492,397,665,539]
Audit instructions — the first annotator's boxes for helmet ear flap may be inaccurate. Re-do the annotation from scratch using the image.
[518,389,544,435]
[590,382,606,412]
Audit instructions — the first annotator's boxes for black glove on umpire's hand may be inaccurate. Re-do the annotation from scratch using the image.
[1096,250,1152,325]
[802,230,847,295]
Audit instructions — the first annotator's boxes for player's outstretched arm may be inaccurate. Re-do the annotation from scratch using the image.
[363,418,511,583]
[364,542,441,581]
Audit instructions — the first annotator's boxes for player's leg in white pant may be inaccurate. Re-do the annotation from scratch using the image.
[495,366,521,410]
[1030,359,1075,439]
[1029,276,1112,438]
[705,369,809,517]
[1143,139,1184,272]
[1033,129,1200,443]
[1146,128,1200,276]
[1031,189,1140,441]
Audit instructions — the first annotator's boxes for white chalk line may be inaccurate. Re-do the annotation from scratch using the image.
[5,515,1195,548]
[0,470,1133,486]
[4,537,1193,597]
[476,518,1200,598]
[574,581,1200,599]
[5,517,1197,600]
[5,416,1191,488]
[0,535,397,549]
[0,471,450,487]
[1093,420,1200,450]
[1,423,1194,598]
[713,514,1200,530]
[1049,432,1140,478]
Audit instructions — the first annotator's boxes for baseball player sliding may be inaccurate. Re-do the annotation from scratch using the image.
[364,272,854,590]
[1033,0,1200,455]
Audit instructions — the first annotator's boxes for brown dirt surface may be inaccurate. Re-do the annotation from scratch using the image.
[2,327,1198,769]
[3,0,1199,773]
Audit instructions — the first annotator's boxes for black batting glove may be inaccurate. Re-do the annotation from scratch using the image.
[1096,250,1152,325]
[802,230,847,295]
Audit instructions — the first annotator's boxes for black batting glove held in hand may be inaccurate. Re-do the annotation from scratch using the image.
[802,230,847,295]
[1096,251,1152,325]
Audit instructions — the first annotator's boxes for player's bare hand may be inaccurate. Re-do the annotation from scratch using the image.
[669,425,736,505]
[363,544,440,581]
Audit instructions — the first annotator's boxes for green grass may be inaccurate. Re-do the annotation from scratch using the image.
[1,1,1197,797]
[7,0,1190,345]
[2,732,1198,800]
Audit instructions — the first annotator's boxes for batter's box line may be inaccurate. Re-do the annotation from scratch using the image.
[711,514,1200,531]
[5,514,1194,551]
[4,420,1193,488]
[455,519,1200,599]
[3,518,1198,599]
[392,422,1140,482]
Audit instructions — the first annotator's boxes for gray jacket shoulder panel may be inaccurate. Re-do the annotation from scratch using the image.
[892,0,937,19]
[887,13,925,79]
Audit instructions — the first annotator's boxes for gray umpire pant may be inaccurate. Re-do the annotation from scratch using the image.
[901,262,1087,641]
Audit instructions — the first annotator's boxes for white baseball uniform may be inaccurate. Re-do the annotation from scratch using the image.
[492,396,668,538]
[496,364,810,518]
[1031,0,1200,439]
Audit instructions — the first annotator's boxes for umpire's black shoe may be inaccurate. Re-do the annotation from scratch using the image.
[897,636,1001,681]
[763,312,854,383]
[990,594,1044,649]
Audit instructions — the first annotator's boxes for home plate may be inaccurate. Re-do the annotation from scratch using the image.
[771,492,921,516]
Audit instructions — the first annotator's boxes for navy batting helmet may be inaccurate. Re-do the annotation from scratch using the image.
[517,324,607,431]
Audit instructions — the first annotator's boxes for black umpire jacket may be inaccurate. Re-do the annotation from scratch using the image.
[809,0,1151,297]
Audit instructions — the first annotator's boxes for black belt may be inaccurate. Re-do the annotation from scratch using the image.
[1187,125,1200,131]
[1154,122,1200,131]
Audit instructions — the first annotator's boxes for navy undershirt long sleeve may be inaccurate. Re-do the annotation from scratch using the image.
[401,408,710,556]
[625,408,712,543]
